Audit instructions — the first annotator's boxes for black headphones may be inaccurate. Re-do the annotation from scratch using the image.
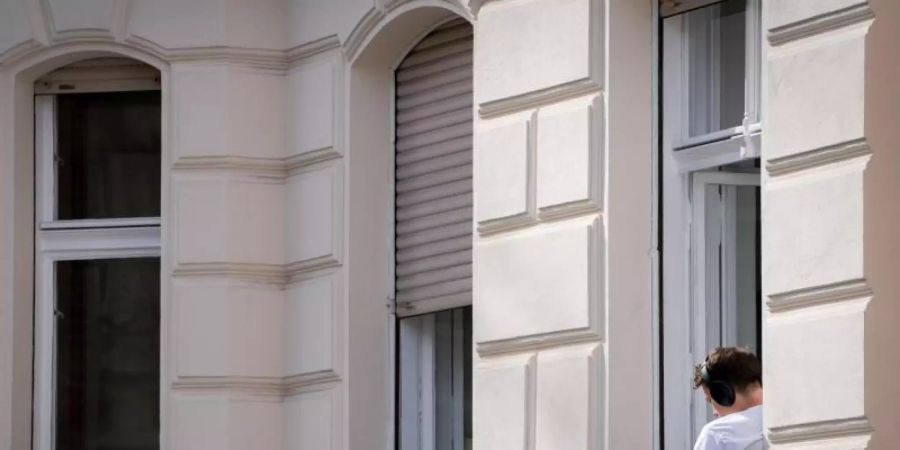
[700,362,736,407]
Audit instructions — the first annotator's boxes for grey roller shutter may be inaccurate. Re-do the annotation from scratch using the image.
[395,19,473,317]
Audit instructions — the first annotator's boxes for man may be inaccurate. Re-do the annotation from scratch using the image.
[693,347,765,450]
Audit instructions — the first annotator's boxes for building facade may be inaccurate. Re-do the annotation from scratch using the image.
[0,0,897,449]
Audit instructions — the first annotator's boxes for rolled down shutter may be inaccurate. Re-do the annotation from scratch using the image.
[394,19,473,317]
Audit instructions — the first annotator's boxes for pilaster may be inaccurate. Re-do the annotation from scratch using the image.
[763,0,900,447]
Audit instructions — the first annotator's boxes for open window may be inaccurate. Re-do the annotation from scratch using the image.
[393,19,474,450]
[32,58,161,450]
[660,0,762,447]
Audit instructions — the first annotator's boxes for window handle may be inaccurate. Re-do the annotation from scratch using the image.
[53,307,64,320]
[740,114,759,159]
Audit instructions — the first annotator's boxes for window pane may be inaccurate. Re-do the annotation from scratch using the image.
[55,258,160,450]
[700,181,760,353]
[398,307,472,450]
[683,0,747,137]
[56,91,161,220]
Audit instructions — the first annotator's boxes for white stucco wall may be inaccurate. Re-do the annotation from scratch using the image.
[763,0,900,448]
[2,0,898,449]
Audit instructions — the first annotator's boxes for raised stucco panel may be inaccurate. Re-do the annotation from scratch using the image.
[474,354,533,450]
[173,280,285,378]
[474,0,602,108]
[129,0,287,50]
[534,343,600,450]
[473,216,602,346]
[474,112,532,225]
[0,0,35,60]
[766,297,868,429]
[48,0,115,37]
[767,29,867,160]
[763,166,864,296]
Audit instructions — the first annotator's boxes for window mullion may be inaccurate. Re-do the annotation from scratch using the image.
[37,226,161,257]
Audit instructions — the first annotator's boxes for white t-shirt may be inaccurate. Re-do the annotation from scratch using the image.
[693,405,766,450]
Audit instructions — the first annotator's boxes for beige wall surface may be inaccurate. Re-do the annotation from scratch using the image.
[0,0,649,448]
[764,0,900,448]
[3,0,897,449]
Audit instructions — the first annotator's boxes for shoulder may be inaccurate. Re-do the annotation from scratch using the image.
[697,407,765,450]
[693,423,724,450]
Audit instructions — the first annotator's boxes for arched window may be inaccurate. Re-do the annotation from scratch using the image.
[32,57,161,450]
[394,18,473,450]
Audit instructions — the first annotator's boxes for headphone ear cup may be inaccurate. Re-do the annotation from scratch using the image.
[709,381,736,407]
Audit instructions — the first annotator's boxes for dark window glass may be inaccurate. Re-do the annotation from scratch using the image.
[55,258,160,450]
[56,91,161,220]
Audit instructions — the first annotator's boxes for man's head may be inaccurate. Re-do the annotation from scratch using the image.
[694,347,763,417]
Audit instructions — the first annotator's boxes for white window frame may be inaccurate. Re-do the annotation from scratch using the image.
[31,77,161,450]
[660,0,762,447]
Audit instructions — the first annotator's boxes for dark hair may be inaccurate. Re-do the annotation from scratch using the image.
[693,347,762,393]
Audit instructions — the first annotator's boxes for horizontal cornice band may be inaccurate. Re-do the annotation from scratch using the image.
[476,327,600,357]
[171,149,342,181]
[171,370,341,399]
[768,3,874,46]
[766,138,870,177]
[768,416,872,444]
[478,78,601,119]
[1,32,342,70]
[172,259,341,286]
[767,278,872,314]
[477,213,536,236]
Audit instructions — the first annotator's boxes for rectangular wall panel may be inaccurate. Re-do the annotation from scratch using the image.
[766,298,868,428]
[535,343,600,450]
[172,64,286,159]
[474,115,531,224]
[768,32,866,160]
[288,58,337,156]
[474,217,602,344]
[284,389,337,450]
[284,273,337,376]
[174,280,284,378]
[174,176,286,265]
[475,0,602,105]
[764,169,864,295]
[286,162,342,267]
[536,95,601,216]
[473,355,532,450]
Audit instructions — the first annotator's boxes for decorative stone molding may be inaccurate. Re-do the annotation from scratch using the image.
[475,217,604,350]
[766,138,870,177]
[537,200,600,222]
[286,35,342,66]
[171,370,341,400]
[768,3,874,46]
[479,79,601,119]
[344,0,473,63]
[768,416,872,445]
[171,156,288,182]
[172,262,288,286]
[172,258,342,287]
[344,7,386,62]
[767,279,872,314]
[477,214,537,236]
[2,32,341,73]
[477,328,600,357]
[171,149,342,183]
